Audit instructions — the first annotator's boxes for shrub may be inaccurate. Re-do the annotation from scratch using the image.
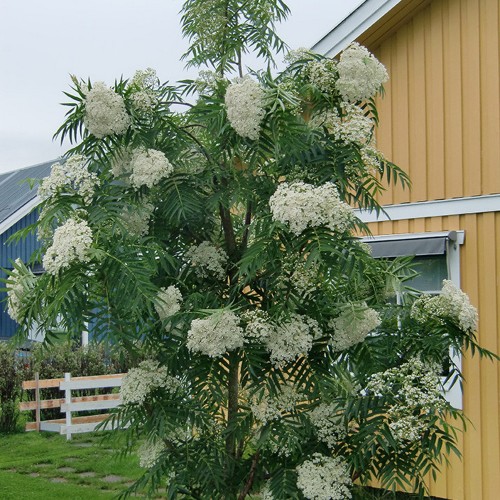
[0,342,30,433]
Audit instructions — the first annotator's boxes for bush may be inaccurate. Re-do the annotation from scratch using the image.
[0,341,141,430]
[0,342,30,433]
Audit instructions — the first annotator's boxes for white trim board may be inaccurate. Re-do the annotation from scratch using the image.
[312,0,404,57]
[355,194,500,223]
[0,196,40,235]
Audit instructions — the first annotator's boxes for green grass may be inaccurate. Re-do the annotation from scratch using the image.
[0,432,444,499]
[0,431,142,499]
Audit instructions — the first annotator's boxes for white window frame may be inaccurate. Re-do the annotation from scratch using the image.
[362,231,465,409]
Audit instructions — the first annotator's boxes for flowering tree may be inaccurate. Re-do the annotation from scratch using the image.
[3,1,494,498]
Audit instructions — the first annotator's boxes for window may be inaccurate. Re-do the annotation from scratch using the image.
[362,231,465,409]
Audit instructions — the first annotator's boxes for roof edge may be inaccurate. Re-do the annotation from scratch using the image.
[0,196,40,235]
[311,0,404,56]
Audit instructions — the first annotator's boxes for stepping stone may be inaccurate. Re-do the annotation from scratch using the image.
[29,473,40,478]
[64,457,79,463]
[57,466,75,473]
[72,443,93,448]
[102,474,125,483]
[35,463,51,468]
[50,477,68,483]
[78,471,97,478]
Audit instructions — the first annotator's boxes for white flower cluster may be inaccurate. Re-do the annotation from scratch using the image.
[336,42,388,103]
[131,68,158,90]
[195,70,225,93]
[267,314,321,367]
[121,360,182,405]
[314,104,373,146]
[187,310,244,358]
[120,201,154,237]
[269,181,354,236]
[155,285,182,320]
[42,218,93,275]
[129,148,173,189]
[243,309,274,342]
[6,259,36,323]
[306,59,337,94]
[138,439,166,468]
[366,357,446,442]
[225,76,265,140]
[411,280,478,332]
[296,454,352,500]
[38,156,100,205]
[130,68,159,113]
[83,81,131,138]
[388,415,427,443]
[185,241,228,280]
[309,403,347,449]
[329,304,381,351]
[251,384,303,424]
[289,261,320,297]
[284,47,314,65]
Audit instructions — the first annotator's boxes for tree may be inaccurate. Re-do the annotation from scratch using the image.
[2,1,494,498]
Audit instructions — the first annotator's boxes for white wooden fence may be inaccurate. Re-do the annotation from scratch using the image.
[21,372,125,440]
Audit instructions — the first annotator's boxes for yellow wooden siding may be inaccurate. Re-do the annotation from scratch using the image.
[362,0,500,205]
[367,214,500,499]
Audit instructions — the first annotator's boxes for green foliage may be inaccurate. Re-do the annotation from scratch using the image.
[3,1,496,498]
[0,343,30,433]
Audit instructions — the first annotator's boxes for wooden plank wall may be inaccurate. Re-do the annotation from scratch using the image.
[368,214,500,499]
[362,0,500,206]
[355,0,500,496]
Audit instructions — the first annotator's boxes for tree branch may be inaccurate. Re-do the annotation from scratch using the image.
[238,452,260,500]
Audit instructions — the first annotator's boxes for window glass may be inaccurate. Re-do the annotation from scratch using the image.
[405,255,448,293]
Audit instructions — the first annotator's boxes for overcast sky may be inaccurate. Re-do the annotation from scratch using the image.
[0,0,363,174]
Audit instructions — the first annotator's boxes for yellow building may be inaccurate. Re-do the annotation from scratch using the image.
[314,0,500,498]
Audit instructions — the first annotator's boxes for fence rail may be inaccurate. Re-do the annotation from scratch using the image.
[21,372,125,440]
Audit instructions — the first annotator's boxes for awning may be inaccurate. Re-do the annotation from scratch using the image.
[362,231,458,258]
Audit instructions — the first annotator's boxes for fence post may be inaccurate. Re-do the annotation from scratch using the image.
[64,372,72,441]
[35,372,40,432]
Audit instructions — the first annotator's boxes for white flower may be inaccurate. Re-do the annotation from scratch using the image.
[243,309,274,342]
[138,439,166,468]
[366,357,446,442]
[329,304,381,351]
[129,148,173,189]
[296,454,352,500]
[411,280,478,332]
[155,286,183,320]
[187,310,244,358]
[284,47,315,65]
[306,59,337,94]
[42,218,93,275]
[225,76,265,140]
[269,181,354,236]
[120,201,154,237]
[336,42,388,103]
[130,68,159,113]
[185,241,228,280]
[266,314,321,367]
[251,384,303,424]
[6,259,36,323]
[131,68,158,90]
[83,81,131,138]
[313,104,373,146]
[121,360,182,405]
[309,403,347,448]
[38,156,100,205]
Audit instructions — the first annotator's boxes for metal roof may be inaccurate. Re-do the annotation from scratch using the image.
[311,0,404,56]
[0,160,55,229]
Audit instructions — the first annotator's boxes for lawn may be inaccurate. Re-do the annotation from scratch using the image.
[0,431,143,499]
[0,431,442,499]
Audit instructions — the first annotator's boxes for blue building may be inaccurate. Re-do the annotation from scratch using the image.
[0,161,53,341]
